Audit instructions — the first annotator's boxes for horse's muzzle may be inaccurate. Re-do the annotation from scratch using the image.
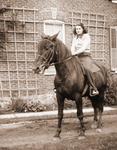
[33,65,46,74]
[33,67,40,74]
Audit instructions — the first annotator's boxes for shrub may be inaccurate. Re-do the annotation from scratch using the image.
[105,72,117,106]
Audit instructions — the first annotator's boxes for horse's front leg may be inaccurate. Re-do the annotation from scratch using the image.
[96,105,103,133]
[75,95,85,138]
[54,93,65,138]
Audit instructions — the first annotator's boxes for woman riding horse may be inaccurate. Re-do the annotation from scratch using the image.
[71,23,99,96]
[33,32,108,139]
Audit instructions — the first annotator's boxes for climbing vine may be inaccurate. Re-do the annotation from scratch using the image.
[0,4,25,59]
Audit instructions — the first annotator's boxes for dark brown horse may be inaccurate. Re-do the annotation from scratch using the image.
[33,33,108,139]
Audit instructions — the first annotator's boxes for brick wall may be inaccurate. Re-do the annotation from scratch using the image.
[0,0,117,98]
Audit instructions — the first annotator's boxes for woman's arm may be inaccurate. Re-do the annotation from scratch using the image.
[71,38,77,55]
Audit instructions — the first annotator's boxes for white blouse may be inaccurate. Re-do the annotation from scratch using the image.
[71,33,91,55]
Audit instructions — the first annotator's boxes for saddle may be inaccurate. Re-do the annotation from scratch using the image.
[79,61,101,96]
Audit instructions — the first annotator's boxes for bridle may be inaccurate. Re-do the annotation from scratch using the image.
[50,56,73,66]
[38,49,73,68]
[36,48,55,68]
[36,39,73,69]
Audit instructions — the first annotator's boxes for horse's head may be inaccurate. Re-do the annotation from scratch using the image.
[33,33,59,74]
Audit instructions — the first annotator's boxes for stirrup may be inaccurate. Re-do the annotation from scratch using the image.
[90,89,99,97]
[53,88,56,93]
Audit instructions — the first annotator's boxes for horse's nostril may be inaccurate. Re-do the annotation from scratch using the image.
[33,67,40,74]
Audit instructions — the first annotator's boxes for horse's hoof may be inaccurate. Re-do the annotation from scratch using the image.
[91,122,97,129]
[96,128,102,133]
[53,136,61,142]
[54,134,61,139]
[78,135,86,140]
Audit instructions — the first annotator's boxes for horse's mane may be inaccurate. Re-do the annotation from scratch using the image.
[55,38,71,61]
[55,38,83,75]
[41,35,71,59]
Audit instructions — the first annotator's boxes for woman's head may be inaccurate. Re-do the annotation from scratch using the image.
[73,23,88,36]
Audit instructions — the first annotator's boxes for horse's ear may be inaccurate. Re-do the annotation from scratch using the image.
[50,32,59,41]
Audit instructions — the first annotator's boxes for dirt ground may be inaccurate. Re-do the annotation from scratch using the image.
[0,112,117,150]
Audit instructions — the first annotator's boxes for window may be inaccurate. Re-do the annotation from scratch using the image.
[43,20,65,75]
[110,26,117,72]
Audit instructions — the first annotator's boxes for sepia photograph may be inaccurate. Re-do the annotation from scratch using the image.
[0,0,117,149]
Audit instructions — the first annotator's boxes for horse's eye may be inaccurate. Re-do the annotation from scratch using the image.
[50,44,54,49]
[44,46,48,50]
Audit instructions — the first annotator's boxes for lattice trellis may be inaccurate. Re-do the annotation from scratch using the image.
[0,7,43,97]
[67,11,106,63]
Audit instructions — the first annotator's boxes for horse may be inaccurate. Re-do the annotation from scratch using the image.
[33,33,108,139]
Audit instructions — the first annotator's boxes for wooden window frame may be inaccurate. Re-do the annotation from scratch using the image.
[43,20,65,75]
[110,26,117,72]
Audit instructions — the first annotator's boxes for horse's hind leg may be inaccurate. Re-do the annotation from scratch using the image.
[91,93,104,132]
[96,101,103,132]
[97,91,104,132]
[91,105,98,129]
[54,93,65,138]
[75,95,85,138]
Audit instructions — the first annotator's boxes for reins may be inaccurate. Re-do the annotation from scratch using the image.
[50,55,73,66]
[38,53,73,66]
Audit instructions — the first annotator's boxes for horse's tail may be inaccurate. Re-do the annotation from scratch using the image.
[106,70,111,88]
[100,65,111,88]
[94,62,110,88]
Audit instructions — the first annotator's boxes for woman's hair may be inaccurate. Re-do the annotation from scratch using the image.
[73,23,88,35]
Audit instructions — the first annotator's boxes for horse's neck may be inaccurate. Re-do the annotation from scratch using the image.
[54,41,69,77]
[55,40,71,62]
[54,40,80,78]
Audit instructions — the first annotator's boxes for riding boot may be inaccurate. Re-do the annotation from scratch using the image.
[85,69,99,96]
